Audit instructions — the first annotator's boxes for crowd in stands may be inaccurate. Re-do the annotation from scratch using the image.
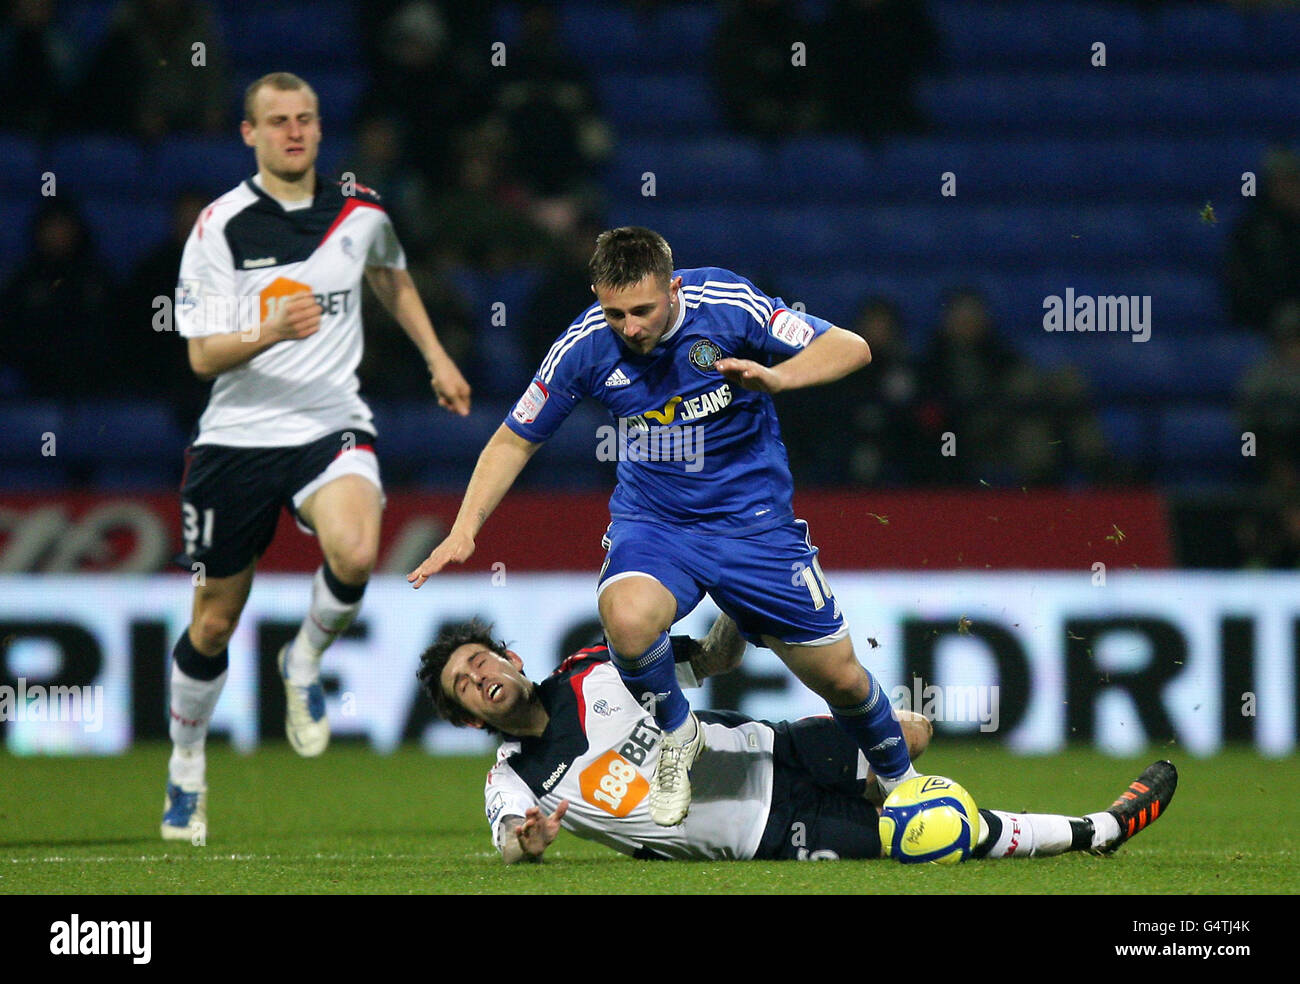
[3,0,1300,567]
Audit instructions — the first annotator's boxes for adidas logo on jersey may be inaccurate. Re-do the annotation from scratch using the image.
[604,368,632,388]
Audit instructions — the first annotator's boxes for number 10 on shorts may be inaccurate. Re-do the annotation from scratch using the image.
[792,556,833,611]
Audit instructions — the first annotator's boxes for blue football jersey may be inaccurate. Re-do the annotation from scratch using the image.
[505,267,835,534]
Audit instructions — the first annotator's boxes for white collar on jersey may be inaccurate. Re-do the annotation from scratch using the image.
[252,172,315,212]
[655,283,689,349]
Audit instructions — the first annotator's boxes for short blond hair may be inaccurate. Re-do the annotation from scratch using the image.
[243,72,318,124]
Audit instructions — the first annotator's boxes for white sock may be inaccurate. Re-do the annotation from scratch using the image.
[981,811,1075,857]
[287,566,362,684]
[1085,811,1122,850]
[877,765,921,796]
[168,664,226,789]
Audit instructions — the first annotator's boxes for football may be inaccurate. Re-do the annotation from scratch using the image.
[879,775,981,865]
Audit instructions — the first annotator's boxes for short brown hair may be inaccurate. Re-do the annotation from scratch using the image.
[243,72,318,124]
[588,226,674,290]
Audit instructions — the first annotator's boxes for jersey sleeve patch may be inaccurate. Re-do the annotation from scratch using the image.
[768,308,816,349]
[511,378,549,424]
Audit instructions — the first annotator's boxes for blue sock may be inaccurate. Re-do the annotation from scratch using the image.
[831,673,912,779]
[609,631,691,732]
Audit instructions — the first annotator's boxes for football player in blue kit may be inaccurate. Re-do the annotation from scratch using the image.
[410,227,918,825]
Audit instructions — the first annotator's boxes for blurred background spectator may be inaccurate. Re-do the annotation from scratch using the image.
[1225,148,1300,332]
[1237,300,1300,490]
[2,0,1298,568]
[1,198,119,399]
[0,0,80,137]
[778,297,925,486]
[76,0,230,140]
[820,0,938,141]
[712,0,822,140]
[118,188,213,432]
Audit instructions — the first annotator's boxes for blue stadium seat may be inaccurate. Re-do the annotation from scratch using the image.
[607,136,769,202]
[305,69,367,129]
[81,198,171,276]
[765,205,879,266]
[0,199,38,284]
[51,136,146,196]
[562,2,722,69]
[918,72,1300,135]
[1096,407,1155,463]
[515,402,611,490]
[370,400,503,473]
[612,203,774,271]
[63,401,186,467]
[0,465,72,491]
[1155,405,1247,486]
[777,269,949,345]
[0,133,42,193]
[60,0,119,53]
[218,1,357,67]
[1146,4,1254,67]
[773,270,874,329]
[0,403,64,460]
[929,1,1146,69]
[93,464,183,490]
[558,3,643,66]
[596,74,720,135]
[875,137,1269,204]
[771,138,874,203]
[1251,7,1300,65]
[154,136,253,199]
[557,2,721,69]
[1168,333,1268,399]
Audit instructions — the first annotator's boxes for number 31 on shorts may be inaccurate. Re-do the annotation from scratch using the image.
[182,503,214,556]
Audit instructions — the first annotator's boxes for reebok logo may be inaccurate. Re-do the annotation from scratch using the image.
[542,761,569,791]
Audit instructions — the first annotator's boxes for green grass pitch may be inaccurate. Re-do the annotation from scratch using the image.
[2,742,1296,895]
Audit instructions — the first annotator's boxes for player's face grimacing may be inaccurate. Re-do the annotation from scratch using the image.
[594,275,681,355]
[440,643,535,731]
[242,86,322,182]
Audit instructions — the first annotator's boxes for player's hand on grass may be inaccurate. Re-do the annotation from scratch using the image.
[428,355,472,417]
[516,801,568,858]
[407,529,476,588]
[263,291,322,342]
[714,357,783,394]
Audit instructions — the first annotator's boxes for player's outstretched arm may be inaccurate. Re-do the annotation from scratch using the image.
[407,424,542,587]
[364,266,471,416]
[714,326,871,395]
[187,291,323,379]
[500,801,569,864]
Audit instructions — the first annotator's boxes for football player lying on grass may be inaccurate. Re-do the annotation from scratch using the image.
[418,616,1176,864]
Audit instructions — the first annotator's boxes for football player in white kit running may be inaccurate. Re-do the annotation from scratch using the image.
[420,618,1178,864]
[161,72,471,841]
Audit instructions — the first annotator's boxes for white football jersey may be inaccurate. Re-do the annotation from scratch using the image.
[176,174,405,447]
[485,648,775,861]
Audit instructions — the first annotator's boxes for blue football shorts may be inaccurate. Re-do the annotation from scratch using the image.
[596,517,848,646]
